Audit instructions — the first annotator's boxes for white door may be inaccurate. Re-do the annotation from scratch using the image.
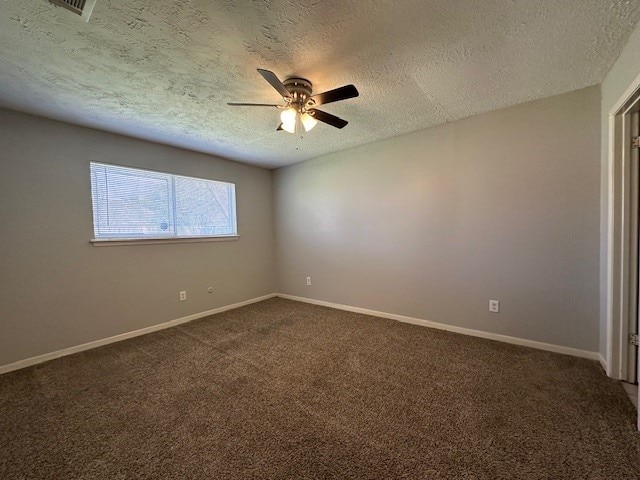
[630,111,639,386]
[631,111,640,430]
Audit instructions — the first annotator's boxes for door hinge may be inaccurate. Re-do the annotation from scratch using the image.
[630,333,640,346]
[632,136,640,148]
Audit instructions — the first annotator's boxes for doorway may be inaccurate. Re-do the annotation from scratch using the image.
[622,110,639,406]
[607,88,640,429]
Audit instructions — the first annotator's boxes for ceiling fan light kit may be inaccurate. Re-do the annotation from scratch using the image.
[301,112,318,132]
[229,69,359,134]
[280,106,298,133]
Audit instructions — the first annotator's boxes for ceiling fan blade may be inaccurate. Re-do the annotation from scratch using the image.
[227,102,281,107]
[257,69,292,99]
[310,84,359,106]
[309,109,348,129]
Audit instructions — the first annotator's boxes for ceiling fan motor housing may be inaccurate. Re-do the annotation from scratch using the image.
[283,78,314,108]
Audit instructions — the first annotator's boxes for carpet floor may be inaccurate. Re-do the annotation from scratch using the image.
[1,298,639,479]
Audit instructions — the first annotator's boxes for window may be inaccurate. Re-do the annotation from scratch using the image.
[90,162,237,242]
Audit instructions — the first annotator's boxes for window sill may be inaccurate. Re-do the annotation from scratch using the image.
[91,236,239,246]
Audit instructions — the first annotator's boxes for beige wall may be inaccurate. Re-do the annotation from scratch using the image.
[275,86,601,351]
[600,21,640,361]
[0,108,275,366]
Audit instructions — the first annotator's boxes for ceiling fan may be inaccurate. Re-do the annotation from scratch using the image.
[228,69,359,133]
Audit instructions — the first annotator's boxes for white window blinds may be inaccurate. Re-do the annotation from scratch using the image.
[90,163,237,240]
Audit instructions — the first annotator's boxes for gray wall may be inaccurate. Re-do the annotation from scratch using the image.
[0,108,275,366]
[0,85,604,365]
[275,86,601,352]
[600,20,640,362]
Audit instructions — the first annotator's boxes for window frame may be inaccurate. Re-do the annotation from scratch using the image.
[89,162,239,245]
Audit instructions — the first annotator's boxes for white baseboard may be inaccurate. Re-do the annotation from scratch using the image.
[1,292,601,375]
[277,293,601,361]
[0,293,277,375]
[598,353,608,373]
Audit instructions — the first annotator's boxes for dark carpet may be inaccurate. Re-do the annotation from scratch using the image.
[1,298,639,479]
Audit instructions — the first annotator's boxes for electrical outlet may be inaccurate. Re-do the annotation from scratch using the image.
[179,291,187,302]
[489,300,499,313]
[306,276,312,286]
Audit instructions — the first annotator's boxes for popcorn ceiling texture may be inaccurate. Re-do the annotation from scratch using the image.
[0,0,639,168]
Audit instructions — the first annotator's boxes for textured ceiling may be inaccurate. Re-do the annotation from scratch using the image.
[1,1,639,168]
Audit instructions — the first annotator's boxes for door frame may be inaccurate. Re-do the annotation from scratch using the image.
[605,76,640,388]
